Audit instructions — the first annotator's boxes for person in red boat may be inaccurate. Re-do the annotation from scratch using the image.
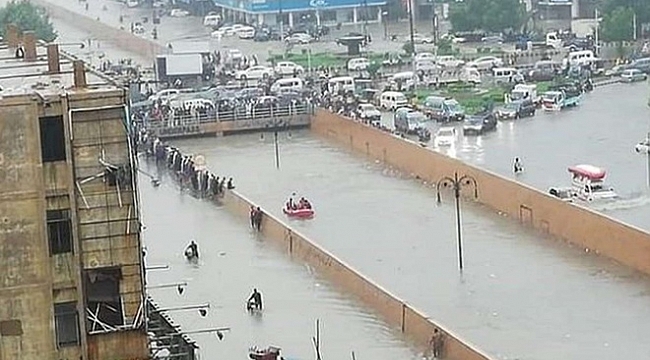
[303,199,312,209]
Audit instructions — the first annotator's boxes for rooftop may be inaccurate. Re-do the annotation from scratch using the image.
[0,26,119,99]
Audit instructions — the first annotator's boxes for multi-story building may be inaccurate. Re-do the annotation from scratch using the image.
[209,0,387,28]
[0,25,147,360]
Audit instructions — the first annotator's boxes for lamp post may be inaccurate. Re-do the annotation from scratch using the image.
[436,172,478,271]
[265,119,286,169]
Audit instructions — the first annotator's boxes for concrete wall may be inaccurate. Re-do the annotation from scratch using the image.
[310,110,650,276]
[0,98,56,359]
[219,190,492,360]
[33,0,166,62]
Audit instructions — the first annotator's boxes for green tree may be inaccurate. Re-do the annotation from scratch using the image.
[0,0,56,42]
[600,6,634,42]
[449,0,526,33]
[601,0,650,39]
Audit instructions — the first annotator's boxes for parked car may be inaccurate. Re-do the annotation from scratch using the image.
[357,103,381,124]
[436,55,465,68]
[434,127,457,147]
[496,99,536,119]
[170,9,189,17]
[605,64,628,77]
[467,56,504,71]
[382,53,404,67]
[274,61,304,76]
[415,60,439,73]
[412,33,434,44]
[285,33,313,45]
[628,57,650,73]
[212,24,246,37]
[527,60,560,82]
[235,65,273,80]
[419,96,465,122]
[462,112,497,135]
[620,68,648,82]
[415,52,435,62]
[237,26,256,39]
[254,28,281,41]
[347,58,370,71]
[635,138,650,153]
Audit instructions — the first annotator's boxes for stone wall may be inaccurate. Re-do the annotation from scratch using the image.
[310,109,650,276]
[220,190,492,360]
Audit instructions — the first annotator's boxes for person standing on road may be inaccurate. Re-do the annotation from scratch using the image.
[429,328,444,359]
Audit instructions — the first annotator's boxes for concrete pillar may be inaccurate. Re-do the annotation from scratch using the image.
[258,13,264,25]
[22,31,37,62]
[353,7,358,23]
[288,12,294,27]
[5,24,19,48]
[377,8,382,22]
[315,11,321,25]
[46,44,60,74]
[73,60,87,88]
[571,1,579,19]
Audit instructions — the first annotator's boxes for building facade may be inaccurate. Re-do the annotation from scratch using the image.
[211,0,387,27]
[0,26,147,360]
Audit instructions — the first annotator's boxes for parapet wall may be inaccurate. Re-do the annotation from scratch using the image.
[310,109,650,276]
[221,190,492,360]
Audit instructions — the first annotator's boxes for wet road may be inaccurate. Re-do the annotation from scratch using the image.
[48,12,422,360]
[46,0,454,62]
[45,3,650,359]
[173,131,650,360]
[48,0,650,233]
[139,164,420,360]
[378,83,650,230]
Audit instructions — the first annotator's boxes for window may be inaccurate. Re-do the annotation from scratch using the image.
[47,209,72,255]
[54,302,80,347]
[85,268,124,331]
[39,115,66,162]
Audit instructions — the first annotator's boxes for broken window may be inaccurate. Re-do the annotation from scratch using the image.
[47,209,72,255]
[54,302,80,347]
[39,115,66,162]
[85,267,124,332]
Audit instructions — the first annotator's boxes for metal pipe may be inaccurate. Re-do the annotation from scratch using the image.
[148,282,188,289]
[152,304,210,313]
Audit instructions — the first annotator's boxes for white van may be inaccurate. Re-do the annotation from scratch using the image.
[183,98,215,109]
[380,91,408,110]
[203,14,221,27]
[492,67,522,84]
[149,89,180,102]
[568,50,595,66]
[328,76,355,93]
[390,71,416,91]
[270,78,304,94]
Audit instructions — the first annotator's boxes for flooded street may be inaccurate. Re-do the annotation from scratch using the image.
[172,131,650,360]
[40,2,650,358]
[379,82,650,231]
[140,166,420,360]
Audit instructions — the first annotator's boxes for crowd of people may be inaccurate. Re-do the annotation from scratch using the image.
[136,129,235,198]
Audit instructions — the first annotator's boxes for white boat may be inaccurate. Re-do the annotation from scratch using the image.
[568,164,618,202]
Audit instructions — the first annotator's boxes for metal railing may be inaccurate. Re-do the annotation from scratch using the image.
[143,103,313,137]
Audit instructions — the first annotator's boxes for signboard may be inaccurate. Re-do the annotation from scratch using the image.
[213,0,386,13]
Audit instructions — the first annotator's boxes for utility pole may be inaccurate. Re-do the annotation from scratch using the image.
[633,11,638,41]
[407,0,416,55]
[278,0,284,40]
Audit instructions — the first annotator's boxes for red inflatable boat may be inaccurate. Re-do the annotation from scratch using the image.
[283,207,314,219]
